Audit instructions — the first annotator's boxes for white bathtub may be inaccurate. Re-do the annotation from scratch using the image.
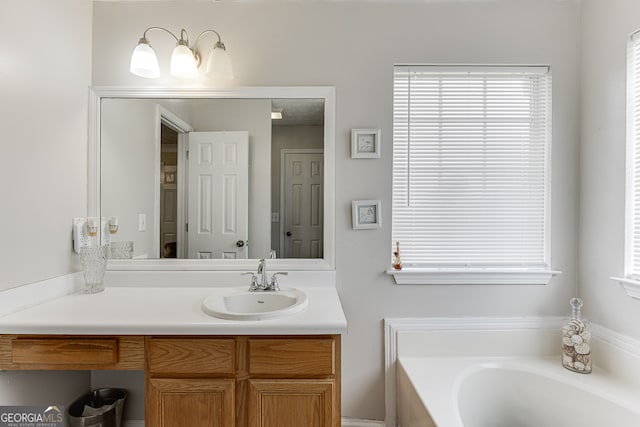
[397,356,640,427]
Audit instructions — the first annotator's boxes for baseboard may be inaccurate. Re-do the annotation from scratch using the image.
[341,418,386,427]
[123,421,144,427]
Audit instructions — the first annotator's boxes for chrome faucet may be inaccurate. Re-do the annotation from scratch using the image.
[257,259,268,289]
[242,258,288,292]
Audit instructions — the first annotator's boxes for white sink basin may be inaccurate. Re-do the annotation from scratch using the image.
[201,287,308,320]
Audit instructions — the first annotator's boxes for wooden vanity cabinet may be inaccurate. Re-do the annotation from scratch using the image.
[146,337,237,427]
[245,337,338,427]
[0,334,340,427]
[146,335,340,427]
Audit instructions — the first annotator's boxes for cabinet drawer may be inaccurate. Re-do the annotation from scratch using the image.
[147,338,235,375]
[249,338,335,377]
[11,338,118,366]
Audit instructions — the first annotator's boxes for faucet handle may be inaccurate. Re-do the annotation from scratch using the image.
[269,272,288,291]
[241,272,260,291]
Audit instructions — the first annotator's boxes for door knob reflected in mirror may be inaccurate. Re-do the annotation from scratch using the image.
[286,231,292,237]
[236,240,246,248]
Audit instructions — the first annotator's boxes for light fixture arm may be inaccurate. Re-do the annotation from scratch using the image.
[139,27,198,65]
[139,27,201,63]
[195,29,227,53]
[178,28,190,46]
[140,26,181,44]
[140,27,210,49]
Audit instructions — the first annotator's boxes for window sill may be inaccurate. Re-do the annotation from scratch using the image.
[386,268,561,285]
[611,276,640,299]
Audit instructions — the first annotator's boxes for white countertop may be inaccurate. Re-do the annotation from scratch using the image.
[0,286,347,335]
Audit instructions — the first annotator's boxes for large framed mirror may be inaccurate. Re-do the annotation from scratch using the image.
[88,87,335,271]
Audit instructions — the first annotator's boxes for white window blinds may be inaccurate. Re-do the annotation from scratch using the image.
[392,65,552,270]
[626,33,640,278]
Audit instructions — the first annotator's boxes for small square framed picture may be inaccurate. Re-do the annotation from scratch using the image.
[352,200,381,230]
[351,128,381,158]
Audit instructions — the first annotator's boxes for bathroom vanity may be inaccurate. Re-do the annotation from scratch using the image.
[0,286,346,427]
[0,84,344,426]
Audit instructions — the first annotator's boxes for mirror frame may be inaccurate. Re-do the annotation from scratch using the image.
[88,86,335,271]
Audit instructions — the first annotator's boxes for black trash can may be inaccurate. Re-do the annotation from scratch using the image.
[67,388,127,427]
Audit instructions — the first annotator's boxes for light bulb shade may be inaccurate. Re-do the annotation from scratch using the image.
[170,44,198,78]
[130,41,160,78]
[206,46,233,80]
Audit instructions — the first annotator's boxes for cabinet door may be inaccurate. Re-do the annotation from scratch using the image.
[147,378,234,427]
[248,379,335,427]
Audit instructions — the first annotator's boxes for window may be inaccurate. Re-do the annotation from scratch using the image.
[624,33,640,284]
[613,32,640,298]
[391,65,555,285]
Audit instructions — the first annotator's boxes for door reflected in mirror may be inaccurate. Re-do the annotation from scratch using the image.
[100,97,325,260]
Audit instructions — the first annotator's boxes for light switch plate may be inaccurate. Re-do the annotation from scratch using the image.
[138,214,146,231]
[101,218,111,246]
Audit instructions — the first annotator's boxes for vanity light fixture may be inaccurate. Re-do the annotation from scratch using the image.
[130,27,233,80]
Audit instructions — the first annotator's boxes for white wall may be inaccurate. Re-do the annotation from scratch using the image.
[580,0,640,339]
[0,0,92,290]
[0,371,89,409]
[92,1,580,420]
[102,99,158,258]
[0,0,92,405]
